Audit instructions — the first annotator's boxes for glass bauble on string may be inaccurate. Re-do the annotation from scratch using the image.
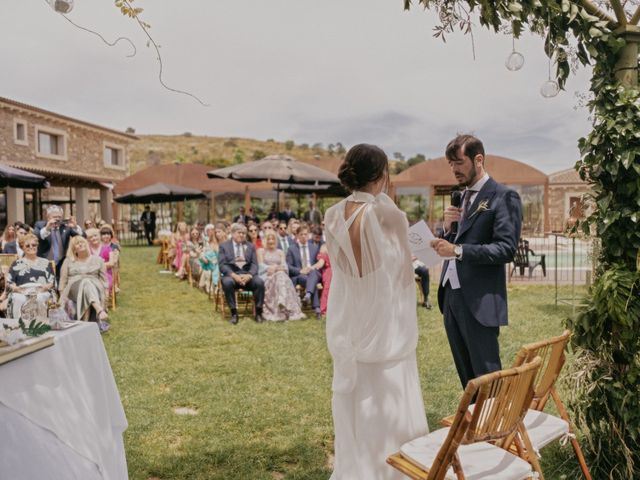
[505,51,525,71]
[47,0,74,14]
[540,80,560,98]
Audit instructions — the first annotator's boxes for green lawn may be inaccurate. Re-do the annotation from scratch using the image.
[105,247,587,480]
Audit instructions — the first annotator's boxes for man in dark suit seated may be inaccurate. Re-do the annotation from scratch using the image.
[431,134,522,389]
[34,205,83,277]
[218,223,265,325]
[286,224,322,319]
[276,222,295,253]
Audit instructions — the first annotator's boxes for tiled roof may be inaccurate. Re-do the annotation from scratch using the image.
[548,168,584,184]
[394,154,548,186]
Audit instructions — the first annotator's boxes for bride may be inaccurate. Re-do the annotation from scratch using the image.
[324,144,428,479]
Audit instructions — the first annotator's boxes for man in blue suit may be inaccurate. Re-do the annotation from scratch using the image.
[218,223,265,325]
[431,134,522,389]
[286,224,322,319]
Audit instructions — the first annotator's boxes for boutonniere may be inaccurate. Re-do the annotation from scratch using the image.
[468,199,490,219]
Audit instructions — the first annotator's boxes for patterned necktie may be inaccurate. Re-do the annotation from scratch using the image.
[51,228,62,263]
[301,244,309,268]
[461,190,473,225]
[235,243,246,269]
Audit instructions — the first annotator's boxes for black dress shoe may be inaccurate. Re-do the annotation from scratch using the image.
[229,314,239,325]
[255,313,264,323]
[422,301,433,310]
[315,311,322,320]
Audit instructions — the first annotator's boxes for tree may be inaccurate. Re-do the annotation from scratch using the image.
[284,140,295,151]
[394,161,410,174]
[393,151,405,161]
[404,1,640,476]
[407,153,427,167]
[252,150,266,160]
[335,142,347,154]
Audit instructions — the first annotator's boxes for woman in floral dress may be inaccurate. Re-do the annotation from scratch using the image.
[257,231,305,321]
[198,224,220,293]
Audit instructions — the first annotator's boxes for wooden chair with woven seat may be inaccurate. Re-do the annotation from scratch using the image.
[511,330,591,480]
[387,357,543,480]
[440,330,591,480]
[213,280,255,319]
[157,238,171,270]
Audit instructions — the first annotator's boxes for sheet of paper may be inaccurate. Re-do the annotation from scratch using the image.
[408,220,449,267]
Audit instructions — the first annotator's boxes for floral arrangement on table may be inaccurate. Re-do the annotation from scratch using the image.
[0,319,51,347]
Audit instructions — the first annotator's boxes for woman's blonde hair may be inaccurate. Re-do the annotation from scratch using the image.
[264,230,277,247]
[18,233,38,250]
[66,235,89,261]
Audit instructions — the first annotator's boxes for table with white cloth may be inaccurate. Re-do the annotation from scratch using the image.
[0,322,128,480]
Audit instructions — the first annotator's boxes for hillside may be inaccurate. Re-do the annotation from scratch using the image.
[128,134,348,174]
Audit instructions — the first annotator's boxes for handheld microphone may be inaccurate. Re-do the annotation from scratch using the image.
[450,190,462,236]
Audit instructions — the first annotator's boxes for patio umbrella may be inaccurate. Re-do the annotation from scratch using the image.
[0,164,49,188]
[206,155,339,185]
[276,182,347,197]
[113,182,206,204]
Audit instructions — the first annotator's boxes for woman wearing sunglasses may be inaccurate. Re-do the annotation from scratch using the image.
[6,233,55,319]
[246,222,262,249]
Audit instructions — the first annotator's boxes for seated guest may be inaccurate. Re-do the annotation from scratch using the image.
[258,231,305,321]
[247,207,260,225]
[277,222,294,252]
[260,221,275,238]
[413,258,432,309]
[310,225,324,248]
[214,223,228,245]
[233,206,248,224]
[171,222,189,277]
[86,228,102,256]
[99,225,120,291]
[198,224,220,293]
[184,227,203,280]
[287,218,300,240]
[58,236,109,330]
[6,233,55,319]
[218,223,265,325]
[83,219,95,230]
[1,225,20,255]
[247,222,262,249]
[286,224,322,319]
[316,244,332,317]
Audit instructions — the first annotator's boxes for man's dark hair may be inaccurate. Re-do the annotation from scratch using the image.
[445,134,485,163]
[311,226,323,236]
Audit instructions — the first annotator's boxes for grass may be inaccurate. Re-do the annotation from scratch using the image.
[105,246,588,480]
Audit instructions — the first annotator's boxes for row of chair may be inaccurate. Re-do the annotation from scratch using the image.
[387,330,591,480]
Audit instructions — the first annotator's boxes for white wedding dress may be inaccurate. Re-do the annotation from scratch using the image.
[325,191,428,480]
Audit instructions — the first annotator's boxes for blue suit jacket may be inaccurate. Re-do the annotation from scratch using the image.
[218,240,259,277]
[33,220,82,267]
[437,177,522,327]
[286,241,320,278]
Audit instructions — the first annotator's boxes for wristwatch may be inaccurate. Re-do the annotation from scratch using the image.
[454,244,463,260]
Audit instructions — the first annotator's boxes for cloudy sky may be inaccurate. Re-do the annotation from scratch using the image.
[2,0,594,173]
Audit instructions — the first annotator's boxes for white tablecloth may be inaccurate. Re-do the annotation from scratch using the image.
[0,322,128,480]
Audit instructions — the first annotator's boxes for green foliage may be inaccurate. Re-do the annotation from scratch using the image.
[407,153,427,167]
[233,149,245,164]
[252,150,266,160]
[567,266,640,477]
[18,319,51,337]
[284,140,295,151]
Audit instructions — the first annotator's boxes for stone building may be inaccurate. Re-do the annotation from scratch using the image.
[548,167,592,232]
[0,96,136,229]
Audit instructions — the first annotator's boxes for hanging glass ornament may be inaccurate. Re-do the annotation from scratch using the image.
[540,80,560,98]
[505,36,524,71]
[47,0,74,14]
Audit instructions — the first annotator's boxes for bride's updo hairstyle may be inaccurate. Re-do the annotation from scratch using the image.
[338,144,388,192]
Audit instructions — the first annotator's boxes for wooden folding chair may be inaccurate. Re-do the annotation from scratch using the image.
[109,261,120,311]
[388,357,543,480]
[214,280,255,320]
[511,330,591,480]
[157,238,171,270]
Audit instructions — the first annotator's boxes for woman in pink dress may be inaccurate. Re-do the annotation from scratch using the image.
[98,225,120,291]
[317,244,332,316]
